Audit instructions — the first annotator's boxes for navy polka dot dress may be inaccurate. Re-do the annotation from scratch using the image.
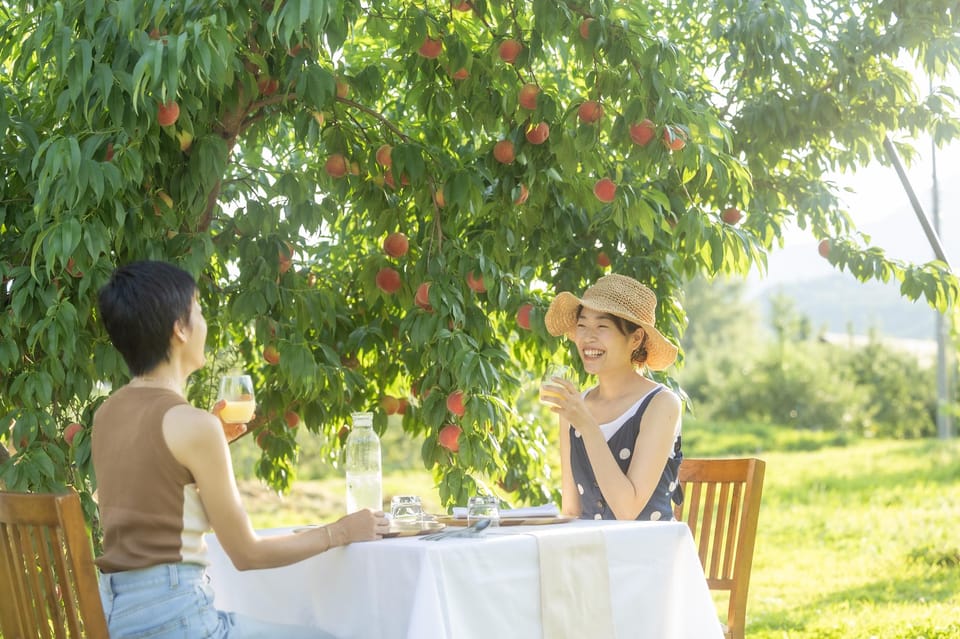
[570,386,683,521]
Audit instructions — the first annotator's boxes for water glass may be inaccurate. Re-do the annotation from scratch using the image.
[390,495,423,527]
[466,495,500,527]
[539,364,571,408]
[218,373,256,422]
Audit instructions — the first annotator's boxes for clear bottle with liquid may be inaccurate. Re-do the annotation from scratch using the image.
[345,412,382,513]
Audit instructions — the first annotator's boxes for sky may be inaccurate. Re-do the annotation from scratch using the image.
[753,138,960,289]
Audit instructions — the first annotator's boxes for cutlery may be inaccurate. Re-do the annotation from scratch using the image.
[421,517,492,541]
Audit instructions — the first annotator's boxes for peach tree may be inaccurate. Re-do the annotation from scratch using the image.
[1,1,958,521]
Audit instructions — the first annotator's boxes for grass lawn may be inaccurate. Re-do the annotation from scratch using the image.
[236,436,960,638]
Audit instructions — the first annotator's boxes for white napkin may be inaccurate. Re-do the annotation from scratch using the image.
[536,527,615,639]
[451,503,560,519]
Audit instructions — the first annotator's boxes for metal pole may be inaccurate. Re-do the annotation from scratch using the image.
[931,134,954,439]
[881,135,954,439]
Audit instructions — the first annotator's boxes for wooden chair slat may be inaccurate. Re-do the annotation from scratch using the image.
[676,458,765,639]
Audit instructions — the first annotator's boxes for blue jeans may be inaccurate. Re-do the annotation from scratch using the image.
[99,563,334,638]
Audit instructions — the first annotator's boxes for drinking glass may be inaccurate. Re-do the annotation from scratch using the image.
[390,495,423,527]
[466,495,500,527]
[539,364,571,408]
[218,373,256,423]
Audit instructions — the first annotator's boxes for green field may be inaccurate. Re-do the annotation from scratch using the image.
[238,436,960,639]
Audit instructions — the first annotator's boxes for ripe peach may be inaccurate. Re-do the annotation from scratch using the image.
[466,272,486,293]
[579,18,595,40]
[525,122,549,145]
[513,183,529,205]
[64,422,83,446]
[629,119,656,146]
[383,232,409,257]
[284,410,301,429]
[263,345,281,365]
[418,37,443,59]
[578,100,603,124]
[257,76,279,96]
[376,144,393,168]
[446,390,466,417]
[104,142,114,162]
[439,424,461,452]
[381,396,401,415]
[335,78,349,99]
[593,178,616,203]
[452,1,472,10]
[498,39,522,64]
[597,251,611,268]
[721,207,742,225]
[493,140,515,164]
[157,101,180,127]
[325,154,348,178]
[818,239,831,258]
[518,83,540,110]
[662,126,686,151]
[375,267,402,294]
[450,67,470,80]
[517,303,533,330]
[415,282,433,311]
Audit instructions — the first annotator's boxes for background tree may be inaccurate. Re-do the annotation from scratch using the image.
[2,0,958,524]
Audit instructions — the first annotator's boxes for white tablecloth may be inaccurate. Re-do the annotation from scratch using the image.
[205,520,723,639]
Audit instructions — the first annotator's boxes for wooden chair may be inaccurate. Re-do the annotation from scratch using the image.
[674,458,766,639]
[0,490,110,638]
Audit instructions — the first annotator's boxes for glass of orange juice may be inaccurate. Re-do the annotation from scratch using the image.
[218,373,256,423]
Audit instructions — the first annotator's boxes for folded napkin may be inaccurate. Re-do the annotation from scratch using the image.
[536,527,615,639]
[451,503,560,519]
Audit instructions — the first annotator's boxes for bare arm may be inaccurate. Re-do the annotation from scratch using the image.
[163,405,388,571]
[558,415,581,517]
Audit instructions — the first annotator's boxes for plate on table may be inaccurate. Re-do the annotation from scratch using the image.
[383,521,446,538]
[435,515,576,527]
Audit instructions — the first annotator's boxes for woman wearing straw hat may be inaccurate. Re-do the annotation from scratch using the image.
[543,273,683,521]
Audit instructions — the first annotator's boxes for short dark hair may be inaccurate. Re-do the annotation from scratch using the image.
[97,261,197,376]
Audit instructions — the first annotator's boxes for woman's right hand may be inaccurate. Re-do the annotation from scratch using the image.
[331,509,390,544]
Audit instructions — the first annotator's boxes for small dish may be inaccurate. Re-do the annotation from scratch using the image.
[383,521,446,538]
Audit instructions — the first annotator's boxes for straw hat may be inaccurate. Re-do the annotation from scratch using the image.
[544,273,678,370]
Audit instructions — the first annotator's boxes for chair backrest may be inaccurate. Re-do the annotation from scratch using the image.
[673,458,765,639]
[0,490,110,639]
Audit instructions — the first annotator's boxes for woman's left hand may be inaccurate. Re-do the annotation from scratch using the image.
[211,399,250,442]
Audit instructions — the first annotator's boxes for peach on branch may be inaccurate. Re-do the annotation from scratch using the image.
[284,411,301,429]
[450,67,470,80]
[721,207,742,225]
[578,100,603,124]
[381,396,402,415]
[64,422,83,446]
[493,140,515,164]
[335,78,350,99]
[525,122,549,145]
[415,282,433,311]
[466,272,486,293]
[439,424,461,452]
[662,126,687,151]
[376,144,393,168]
[157,101,180,127]
[446,391,466,417]
[518,83,540,110]
[513,183,529,205]
[597,251,611,268]
[579,18,595,39]
[375,267,402,294]
[418,37,443,59]
[383,232,409,257]
[325,154,348,178]
[517,303,533,330]
[498,39,522,63]
[818,239,831,258]
[263,345,281,365]
[629,119,656,146]
[593,178,617,203]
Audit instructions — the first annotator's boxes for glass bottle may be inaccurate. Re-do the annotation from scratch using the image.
[344,412,382,513]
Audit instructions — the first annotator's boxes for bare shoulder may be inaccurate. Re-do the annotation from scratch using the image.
[163,403,222,447]
[648,385,682,418]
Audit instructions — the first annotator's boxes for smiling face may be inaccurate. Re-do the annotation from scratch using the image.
[572,308,645,375]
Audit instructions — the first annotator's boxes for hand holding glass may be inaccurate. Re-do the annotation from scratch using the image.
[218,374,256,423]
[540,365,571,408]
